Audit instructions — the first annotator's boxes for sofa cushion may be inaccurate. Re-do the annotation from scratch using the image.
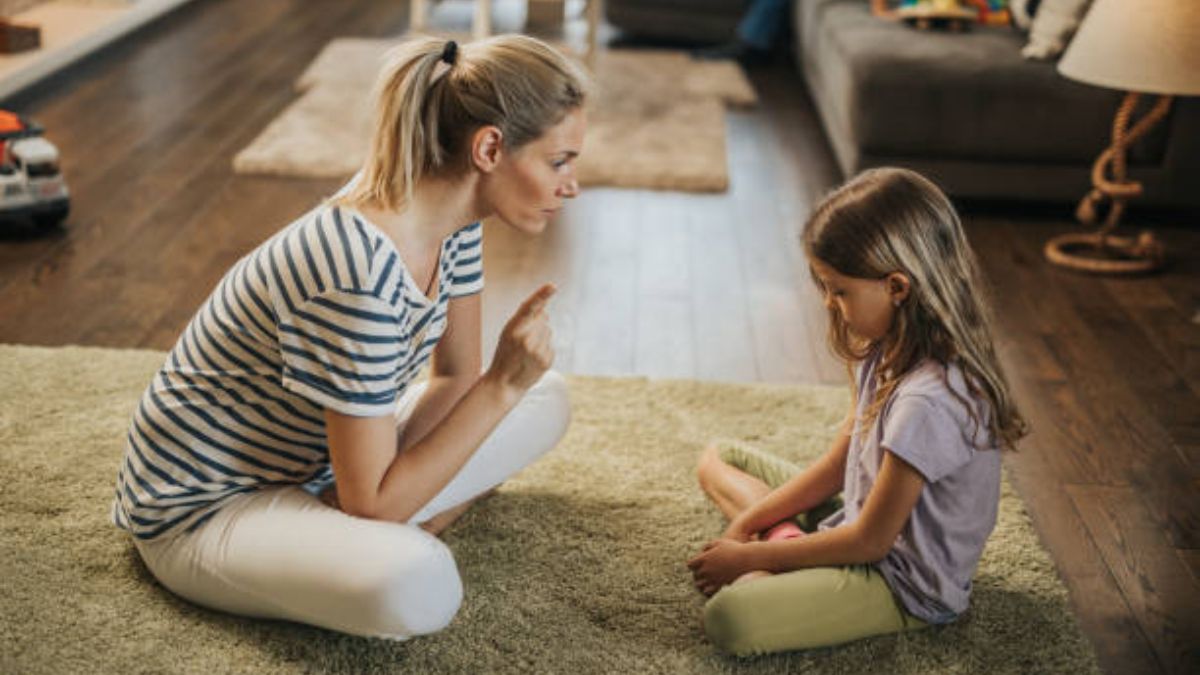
[798,0,1167,166]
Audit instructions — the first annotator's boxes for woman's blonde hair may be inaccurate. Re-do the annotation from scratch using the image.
[340,34,589,211]
[802,168,1028,450]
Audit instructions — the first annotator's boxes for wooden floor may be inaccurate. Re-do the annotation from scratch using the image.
[0,1,1196,672]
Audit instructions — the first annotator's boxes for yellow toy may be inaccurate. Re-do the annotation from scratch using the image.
[888,0,979,31]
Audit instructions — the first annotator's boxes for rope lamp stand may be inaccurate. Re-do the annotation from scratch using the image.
[1044,92,1170,274]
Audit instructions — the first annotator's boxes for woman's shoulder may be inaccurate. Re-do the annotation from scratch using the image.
[448,220,483,249]
[284,203,401,298]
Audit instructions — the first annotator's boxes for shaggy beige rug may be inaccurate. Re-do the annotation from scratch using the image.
[0,344,1099,674]
[232,38,756,192]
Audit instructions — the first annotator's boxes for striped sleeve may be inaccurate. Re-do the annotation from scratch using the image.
[278,288,403,417]
[448,222,484,298]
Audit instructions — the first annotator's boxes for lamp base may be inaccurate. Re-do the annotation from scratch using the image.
[1043,230,1165,275]
[1044,92,1173,276]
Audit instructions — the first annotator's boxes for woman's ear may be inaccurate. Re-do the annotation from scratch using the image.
[887,272,911,304]
[470,125,504,173]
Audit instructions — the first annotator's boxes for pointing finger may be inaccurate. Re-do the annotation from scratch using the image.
[517,283,557,317]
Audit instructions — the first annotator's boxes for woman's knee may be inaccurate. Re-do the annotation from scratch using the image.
[526,369,571,444]
[361,535,463,638]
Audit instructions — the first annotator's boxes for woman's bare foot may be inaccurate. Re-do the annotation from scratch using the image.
[419,488,499,536]
[317,484,340,509]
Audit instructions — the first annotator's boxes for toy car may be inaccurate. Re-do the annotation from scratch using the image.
[0,109,69,228]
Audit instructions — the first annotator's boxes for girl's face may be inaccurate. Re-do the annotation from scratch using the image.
[810,259,907,342]
[483,107,586,234]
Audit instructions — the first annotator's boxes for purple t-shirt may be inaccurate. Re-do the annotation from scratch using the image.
[819,349,1001,623]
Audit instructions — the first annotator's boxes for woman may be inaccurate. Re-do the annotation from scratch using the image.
[111,34,589,639]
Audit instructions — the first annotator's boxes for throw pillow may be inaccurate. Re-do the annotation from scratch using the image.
[1021,0,1092,60]
[1009,0,1039,29]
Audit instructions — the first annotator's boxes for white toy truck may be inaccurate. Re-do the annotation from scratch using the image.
[0,110,69,229]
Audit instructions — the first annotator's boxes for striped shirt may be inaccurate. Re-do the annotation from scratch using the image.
[111,204,484,540]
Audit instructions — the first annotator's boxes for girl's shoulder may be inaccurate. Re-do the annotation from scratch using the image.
[894,358,994,450]
[896,358,950,395]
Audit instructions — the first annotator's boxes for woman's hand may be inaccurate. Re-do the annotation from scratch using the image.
[485,284,556,396]
[686,538,759,596]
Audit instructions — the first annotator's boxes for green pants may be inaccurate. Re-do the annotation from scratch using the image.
[704,443,927,656]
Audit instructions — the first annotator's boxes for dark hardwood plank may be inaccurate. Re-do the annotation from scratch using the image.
[969,221,1131,485]
[1004,466,1162,675]
[970,216,1200,674]
[969,219,1200,549]
[0,0,327,287]
[1068,485,1200,674]
[1009,223,1200,548]
[1180,547,1200,588]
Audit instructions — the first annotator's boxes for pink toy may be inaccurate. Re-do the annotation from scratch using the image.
[763,521,806,541]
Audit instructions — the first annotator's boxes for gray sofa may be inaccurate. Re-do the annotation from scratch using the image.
[605,0,1200,207]
[604,0,751,45]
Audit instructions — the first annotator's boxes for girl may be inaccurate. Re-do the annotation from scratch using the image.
[111,35,588,639]
[687,167,1027,655]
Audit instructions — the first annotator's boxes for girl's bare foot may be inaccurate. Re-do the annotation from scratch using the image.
[733,570,772,585]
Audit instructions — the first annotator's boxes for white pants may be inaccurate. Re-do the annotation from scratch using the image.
[134,371,570,639]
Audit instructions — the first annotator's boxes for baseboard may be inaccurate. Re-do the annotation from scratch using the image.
[0,0,197,101]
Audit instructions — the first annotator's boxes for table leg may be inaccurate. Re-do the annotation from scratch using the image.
[586,0,601,65]
[474,0,492,40]
[411,0,429,31]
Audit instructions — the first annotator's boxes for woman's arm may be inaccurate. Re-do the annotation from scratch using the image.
[689,450,926,594]
[325,285,556,523]
[724,412,853,540]
[394,293,482,449]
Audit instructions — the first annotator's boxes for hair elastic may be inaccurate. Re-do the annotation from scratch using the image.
[441,40,459,66]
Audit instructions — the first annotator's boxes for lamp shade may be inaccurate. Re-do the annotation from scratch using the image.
[1058,0,1200,96]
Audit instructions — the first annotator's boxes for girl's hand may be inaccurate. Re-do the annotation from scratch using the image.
[485,284,556,395]
[686,538,758,596]
[721,515,756,543]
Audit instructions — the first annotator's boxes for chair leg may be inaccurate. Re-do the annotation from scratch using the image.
[474,0,492,40]
[411,0,429,31]
[586,0,601,65]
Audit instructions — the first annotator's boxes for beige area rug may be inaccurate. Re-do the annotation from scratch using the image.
[232,38,757,192]
[0,344,1098,674]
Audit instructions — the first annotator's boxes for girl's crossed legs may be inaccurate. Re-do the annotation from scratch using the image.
[697,442,925,656]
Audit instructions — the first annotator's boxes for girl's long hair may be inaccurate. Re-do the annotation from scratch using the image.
[339,34,589,211]
[803,168,1028,449]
